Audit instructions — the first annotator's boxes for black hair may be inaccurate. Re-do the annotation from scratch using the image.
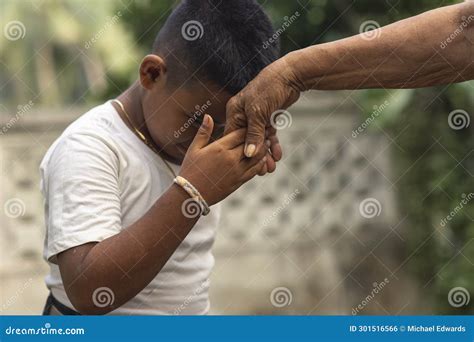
[152,0,280,95]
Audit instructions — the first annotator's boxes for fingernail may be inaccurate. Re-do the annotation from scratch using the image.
[265,139,271,147]
[203,114,209,127]
[245,144,256,157]
[262,156,267,162]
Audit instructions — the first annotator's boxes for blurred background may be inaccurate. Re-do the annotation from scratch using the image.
[1,0,473,315]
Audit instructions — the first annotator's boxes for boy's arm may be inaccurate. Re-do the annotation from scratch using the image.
[58,184,197,314]
[57,116,266,315]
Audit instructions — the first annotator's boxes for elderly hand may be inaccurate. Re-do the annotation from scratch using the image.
[224,57,301,163]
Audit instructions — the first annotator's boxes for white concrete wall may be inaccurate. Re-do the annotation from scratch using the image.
[0,92,424,315]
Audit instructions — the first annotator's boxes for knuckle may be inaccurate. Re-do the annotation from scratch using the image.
[226,97,238,111]
[249,104,263,116]
[246,129,262,139]
[232,113,247,127]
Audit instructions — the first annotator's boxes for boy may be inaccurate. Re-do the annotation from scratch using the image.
[40,0,281,315]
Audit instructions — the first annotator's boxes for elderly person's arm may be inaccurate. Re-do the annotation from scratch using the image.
[226,2,474,157]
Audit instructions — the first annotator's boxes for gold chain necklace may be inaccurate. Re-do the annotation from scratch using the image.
[112,99,177,178]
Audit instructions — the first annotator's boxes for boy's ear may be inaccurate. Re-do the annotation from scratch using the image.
[139,54,167,90]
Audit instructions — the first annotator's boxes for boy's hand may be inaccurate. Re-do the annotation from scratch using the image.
[179,114,267,206]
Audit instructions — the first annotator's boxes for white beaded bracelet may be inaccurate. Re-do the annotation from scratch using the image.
[173,176,211,216]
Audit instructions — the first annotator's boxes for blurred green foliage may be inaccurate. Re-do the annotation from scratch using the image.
[1,0,139,107]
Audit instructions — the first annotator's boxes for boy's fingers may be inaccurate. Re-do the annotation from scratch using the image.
[189,114,214,151]
[242,157,267,182]
[218,128,247,149]
[240,144,267,168]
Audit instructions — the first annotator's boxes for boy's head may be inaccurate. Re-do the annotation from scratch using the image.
[137,0,279,161]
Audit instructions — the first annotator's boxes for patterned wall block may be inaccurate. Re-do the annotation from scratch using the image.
[211,93,403,314]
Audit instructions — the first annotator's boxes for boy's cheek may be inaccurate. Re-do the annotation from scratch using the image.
[171,122,198,141]
[172,129,200,147]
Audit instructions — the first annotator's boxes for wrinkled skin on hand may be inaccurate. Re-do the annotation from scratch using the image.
[224,58,301,165]
[224,2,474,167]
